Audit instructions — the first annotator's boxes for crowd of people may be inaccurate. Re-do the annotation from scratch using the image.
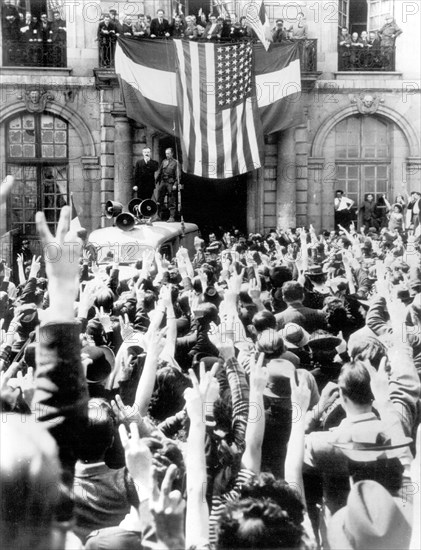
[338,15,402,70]
[2,2,66,65]
[0,168,420,549]
[97,7,311,67]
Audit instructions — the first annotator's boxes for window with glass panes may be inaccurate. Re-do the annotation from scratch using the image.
[335,116,390,224]
[6,112,69,238]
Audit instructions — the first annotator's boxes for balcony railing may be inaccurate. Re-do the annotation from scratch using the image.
[3,39,67,67]
[338,44,395,71]
[97,37,318,74]
[295,39,317,73]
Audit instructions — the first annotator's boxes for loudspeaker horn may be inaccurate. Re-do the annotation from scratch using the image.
[139,199,158,217]
[105,200,123,219]
[128,198,142,218]
[115,212,136,231]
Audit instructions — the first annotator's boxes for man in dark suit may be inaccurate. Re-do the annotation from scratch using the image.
[97,14,116,67]
[39,13,52,42]
[150,9,171,38]
[272,19,288,43]
[134,147,159,200]
[275,281,327,332]
[51,10,66,43]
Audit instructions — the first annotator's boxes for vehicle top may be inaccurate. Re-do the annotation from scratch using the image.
[89,221,199,264]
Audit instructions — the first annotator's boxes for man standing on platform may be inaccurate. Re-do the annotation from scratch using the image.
[154,147,181,222]
[334,189,354,230]
[134,147,159,200]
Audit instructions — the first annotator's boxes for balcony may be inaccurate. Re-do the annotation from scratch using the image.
[338,44,395,72]
[2,39,67,68]
[94,37,319,89]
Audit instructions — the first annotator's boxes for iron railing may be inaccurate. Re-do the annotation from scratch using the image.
[338,44,395,71]
[3,39,67,67]
[96,36,318,73]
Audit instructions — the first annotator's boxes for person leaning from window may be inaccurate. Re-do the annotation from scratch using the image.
[150,9,171,38]
[349,31,363,69]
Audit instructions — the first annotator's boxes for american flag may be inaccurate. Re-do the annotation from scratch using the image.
[245,0,272,50]
[174,40,263,179]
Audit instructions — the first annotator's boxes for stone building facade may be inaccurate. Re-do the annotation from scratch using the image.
[0,0,420,261]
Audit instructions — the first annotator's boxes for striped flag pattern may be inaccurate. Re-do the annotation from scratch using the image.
[174,40,263,179]
[245,0,273,50]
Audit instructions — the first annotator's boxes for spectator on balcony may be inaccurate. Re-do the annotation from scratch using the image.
[184,15,198,40]
[171,14,185,38]
[51,10,66,43]
[133,14,148,39]
[290,11,308,39]
[39,13,52,43]
[349,31,363,69]
[2,11,20,41]
[98,14,116,68]
[202,13,222,41]
[338,27,351,70]
[122,16,133,37]
[272,19,288,43]
[28,14,41,42]
[379,14,402,70]
[150,9,171,38]
[2,0,19,20]
[19,11,31,41]
[109,9,122,35]
[366,30,381,69]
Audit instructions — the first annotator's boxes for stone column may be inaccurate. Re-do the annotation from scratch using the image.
[276,128,296,230]
[111,109,133,208]
[307,157,325,231]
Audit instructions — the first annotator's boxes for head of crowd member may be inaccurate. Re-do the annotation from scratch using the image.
[217,492,303,549]
[149,366,191,422]
[351,31,359,42]
[25,12,32,24]
[360,30,368,40]
[165,147,174,159]
[124,15,132,26]
[78,398,115,463]
[252,310,277,334]
[365,193,374,203]
[109,9,118,20]
[340,27,348,37]
[275,18,284,29]
[209,13,217,25]
[369,30,377,41]
[335,189,344,199]
[282,281,305,305]
[328,480,411,550]
[157,9,164,22]
[337,360,374,415]
[0,415,62,550]
[103,13,110,25]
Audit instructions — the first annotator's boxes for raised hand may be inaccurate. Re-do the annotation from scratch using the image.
[119,422,153,487]
[150,464,186,548]
[96,305,113,333]
[36,205,82,320]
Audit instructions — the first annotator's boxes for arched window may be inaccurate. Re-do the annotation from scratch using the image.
[6,112,69,239]
[334,115,390,225]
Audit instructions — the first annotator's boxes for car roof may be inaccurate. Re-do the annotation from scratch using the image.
[89,221,198,249]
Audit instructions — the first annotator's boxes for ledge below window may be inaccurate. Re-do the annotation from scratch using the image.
[0,66,72,76]
[334,71,403,80]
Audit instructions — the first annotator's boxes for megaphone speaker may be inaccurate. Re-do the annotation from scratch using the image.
[105,200,123,219]
[115,212,136,231]
[128,198,142,217]
[140,199,158,217]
